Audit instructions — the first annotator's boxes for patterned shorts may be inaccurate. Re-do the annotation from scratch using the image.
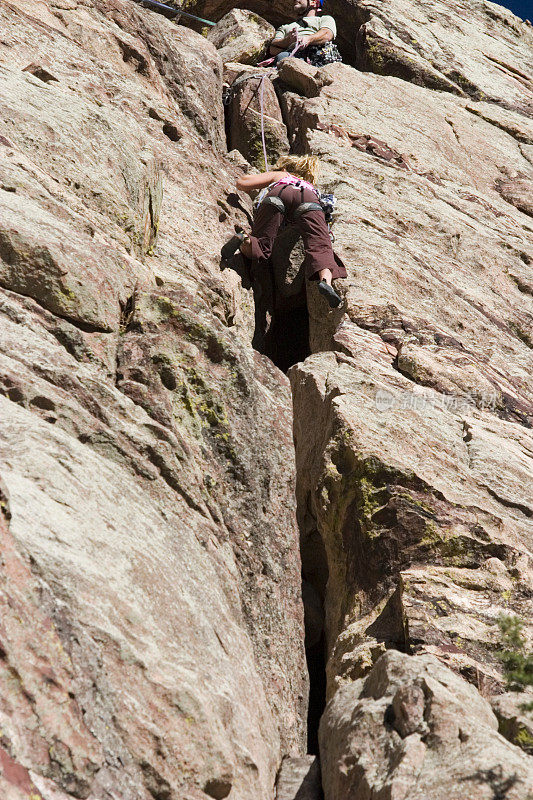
[305,42,342,67]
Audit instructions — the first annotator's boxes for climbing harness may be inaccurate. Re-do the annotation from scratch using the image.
[293,201,326,221]
[129,0,216,27]
[257,182,337,240]
[259,194,287,213]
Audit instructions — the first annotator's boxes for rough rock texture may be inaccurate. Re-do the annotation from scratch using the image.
[346,0,533,109]
[275,756,322,800]
[224,63,289,169]
[284,29,533,794]
[2,0,533,798]
[320,650,533,800]
[208,9,274,66]
[0,2,306,799]
[497,175,533,216]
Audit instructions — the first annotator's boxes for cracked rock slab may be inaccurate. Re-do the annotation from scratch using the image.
[290,331,533,695]
[319,650,533,800]
[0,2,306,798]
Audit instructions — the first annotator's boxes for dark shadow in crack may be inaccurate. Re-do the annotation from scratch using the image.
[221,224,312,372]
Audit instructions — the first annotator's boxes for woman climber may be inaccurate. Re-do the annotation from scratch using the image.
[221,154,346,308]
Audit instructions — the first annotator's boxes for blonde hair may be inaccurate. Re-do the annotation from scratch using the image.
[274,154,320,185]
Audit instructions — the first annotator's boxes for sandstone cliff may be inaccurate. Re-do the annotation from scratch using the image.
[0,0,532,799]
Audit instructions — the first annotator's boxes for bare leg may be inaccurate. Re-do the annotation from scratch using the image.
[318,267,333,286]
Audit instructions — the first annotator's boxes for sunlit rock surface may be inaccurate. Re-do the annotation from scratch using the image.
[0,2,306,798]
[1,0,532,797]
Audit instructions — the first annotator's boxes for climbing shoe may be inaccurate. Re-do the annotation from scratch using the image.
[221,232,246,262]
[318,280,342,308]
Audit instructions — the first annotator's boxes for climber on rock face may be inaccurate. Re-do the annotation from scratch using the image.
[268,0,341,67]
[221,154,346,308]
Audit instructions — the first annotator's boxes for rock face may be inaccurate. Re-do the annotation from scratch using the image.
[281,9,533,794]
[224,63,289,169]
[1,0,533,798]
[187,0,533,104]
[0,2,306,799]
[346,0,533,109]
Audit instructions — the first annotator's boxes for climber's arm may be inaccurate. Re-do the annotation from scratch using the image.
[236,171,289,194]
[299,27,334,49]
[269,26,298,55]
[269,38,288,56]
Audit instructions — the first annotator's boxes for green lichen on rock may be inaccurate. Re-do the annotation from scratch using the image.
[364,38,386,74]
[152,297,239,367]
[515,726,533,751]
[169,361,240,468]
[60,284,77,301]
[173,365,225,426]
[418,523,475,565]
[317,438,487,573]
[242,113,288,170]
[509,321,533,349]
[318,445,409,540]
[362,33,462,93]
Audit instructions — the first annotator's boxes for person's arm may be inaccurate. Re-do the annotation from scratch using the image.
[269,25,298,55]
[298,26,333,49]
[236,171,289,194]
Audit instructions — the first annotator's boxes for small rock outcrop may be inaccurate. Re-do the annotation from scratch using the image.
[275,756,321,800]
[277,57,333,99]
[208,9,274,65]
[223,62,289,169]
[320,650,533,799]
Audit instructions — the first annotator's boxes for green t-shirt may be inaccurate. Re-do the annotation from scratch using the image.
[273,14,337,42]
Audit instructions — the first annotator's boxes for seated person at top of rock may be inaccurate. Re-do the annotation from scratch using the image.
[221,154,346,309]
[268,0,341,67]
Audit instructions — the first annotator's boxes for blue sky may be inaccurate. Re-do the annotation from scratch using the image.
[497,0,531,20]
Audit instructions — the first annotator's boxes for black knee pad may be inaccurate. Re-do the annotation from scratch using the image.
[261,196,286,214]
[293,202,323,220]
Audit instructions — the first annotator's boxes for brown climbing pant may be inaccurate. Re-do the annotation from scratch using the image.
[248,184,347,281]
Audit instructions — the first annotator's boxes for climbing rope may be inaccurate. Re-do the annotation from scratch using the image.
[224,37,303,171]
[259,74,268,171]
[129,0,216,26]
[256,36,302,170]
